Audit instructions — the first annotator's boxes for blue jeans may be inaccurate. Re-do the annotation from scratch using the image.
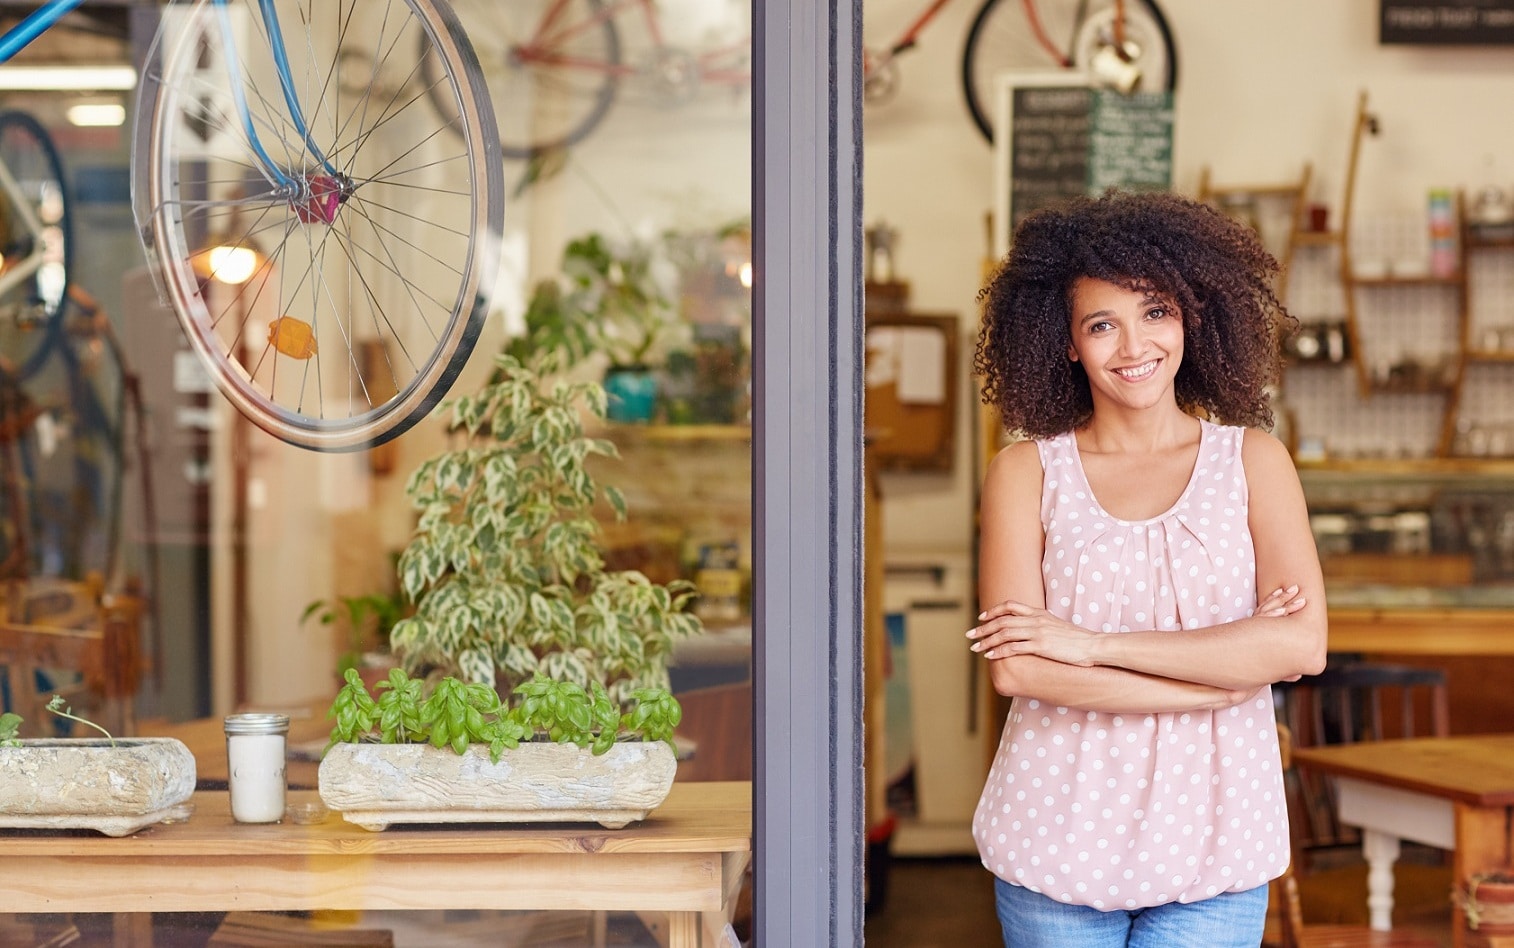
[994,876,1269,948]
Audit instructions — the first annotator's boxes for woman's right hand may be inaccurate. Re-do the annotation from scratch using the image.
[1256,584,1306,618]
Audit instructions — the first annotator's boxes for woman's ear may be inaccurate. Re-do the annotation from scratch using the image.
[1067,344,1078,362]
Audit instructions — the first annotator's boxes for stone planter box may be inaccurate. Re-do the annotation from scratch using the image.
[0,738,197,836]
[318,740,677,831]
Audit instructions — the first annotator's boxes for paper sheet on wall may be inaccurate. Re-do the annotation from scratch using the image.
[896,326,946,404]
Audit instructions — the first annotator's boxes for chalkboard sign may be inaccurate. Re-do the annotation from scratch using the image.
[1089,91,1174,193]
[992,74,1174,259]
[1381,0,1514,43]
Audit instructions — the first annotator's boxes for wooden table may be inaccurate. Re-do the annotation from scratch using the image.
[1291,735,1514,947]
[0,781,751,948]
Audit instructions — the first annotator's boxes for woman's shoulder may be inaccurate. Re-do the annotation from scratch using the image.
[984,438,1048,490]
[1234,425,1294,473]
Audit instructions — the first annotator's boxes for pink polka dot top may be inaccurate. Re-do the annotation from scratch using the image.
[972,420,1288,909]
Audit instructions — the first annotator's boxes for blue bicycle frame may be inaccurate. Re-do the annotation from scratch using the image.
[0,0,336,189]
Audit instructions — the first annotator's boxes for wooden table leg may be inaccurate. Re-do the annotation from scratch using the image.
[1363,829,1402,932]
[110,912,152,947]
[1454,804,1514,948]
[668,911,699,948]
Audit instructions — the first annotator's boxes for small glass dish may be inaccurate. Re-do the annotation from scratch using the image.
[285,801,329,825]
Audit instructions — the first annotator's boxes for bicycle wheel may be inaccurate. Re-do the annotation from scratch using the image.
[428,0,621,159]
[0,110,72,381]
[137,0,503,451]
[962,0,1177,143]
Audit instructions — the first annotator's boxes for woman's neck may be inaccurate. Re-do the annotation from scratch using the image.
[1076,406,1199,455]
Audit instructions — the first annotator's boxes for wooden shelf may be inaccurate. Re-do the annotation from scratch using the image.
[602,423,751,443]
[1291,230,1342,247]
[1295,457,1514,477]
[1464,349,1514,363]
[1350,272,1462,287]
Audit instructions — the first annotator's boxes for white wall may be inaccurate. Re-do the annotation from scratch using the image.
[862,0,1514,565]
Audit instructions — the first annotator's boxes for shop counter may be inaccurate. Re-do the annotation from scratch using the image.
[1327,606,1514,656]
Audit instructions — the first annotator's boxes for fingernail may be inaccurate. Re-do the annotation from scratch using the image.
[966,628,979,638]
[1287,584,1299,592]
[970,643,982,652]
[978,612,988,621]
[984,650,996,659]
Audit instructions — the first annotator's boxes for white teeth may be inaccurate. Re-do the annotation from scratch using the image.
[1115,361,1158,380]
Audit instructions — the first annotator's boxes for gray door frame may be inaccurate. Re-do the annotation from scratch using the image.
[754,0,865,944]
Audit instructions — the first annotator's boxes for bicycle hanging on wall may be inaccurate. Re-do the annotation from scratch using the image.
[433,0,1176,159]
[0,0,506,452]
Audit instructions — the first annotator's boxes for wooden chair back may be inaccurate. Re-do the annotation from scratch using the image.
[1279,662,1450,861]
[0,580,143,737]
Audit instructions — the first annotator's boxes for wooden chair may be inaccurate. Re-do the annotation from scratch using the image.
[1279,660,1450,863]
[0,578,143,737]
[1267,722,1445,948]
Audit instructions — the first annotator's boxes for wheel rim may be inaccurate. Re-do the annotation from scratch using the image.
[141,0,501,451]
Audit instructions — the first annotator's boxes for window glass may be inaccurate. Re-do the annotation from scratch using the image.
[0,2,753,943]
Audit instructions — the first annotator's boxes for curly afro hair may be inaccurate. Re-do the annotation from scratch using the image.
[975,189,1295,440]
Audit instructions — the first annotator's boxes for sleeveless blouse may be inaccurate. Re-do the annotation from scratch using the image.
[972,420,1288,909]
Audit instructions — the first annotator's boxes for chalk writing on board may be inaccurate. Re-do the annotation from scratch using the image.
[1009,86,1092,230]
[1089,90,1174,193]
[1381,0,1514,43]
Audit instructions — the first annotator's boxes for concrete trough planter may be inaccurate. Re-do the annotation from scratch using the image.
[318,740,677,831]
[0,738,197,836]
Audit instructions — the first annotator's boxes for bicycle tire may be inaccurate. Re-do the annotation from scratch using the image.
[427,0,621,160]
[0,110,72,381]
[961,0,1178,144]
[137,0,503,452]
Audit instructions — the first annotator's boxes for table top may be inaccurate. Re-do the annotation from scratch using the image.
[1290,734,1514,806]
[138,700,332,788]
[0,781,752,857]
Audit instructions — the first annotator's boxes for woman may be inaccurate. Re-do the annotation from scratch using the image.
[967,190,1326,947]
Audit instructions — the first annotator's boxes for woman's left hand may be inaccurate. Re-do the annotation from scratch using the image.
[967,602,1101,666]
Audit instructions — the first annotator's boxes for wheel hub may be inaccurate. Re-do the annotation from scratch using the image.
[292,174,352,225]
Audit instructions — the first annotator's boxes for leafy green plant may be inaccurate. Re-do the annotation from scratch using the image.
[46,695,115,746]
[0,712,21,747]
[301,583,408,674]
[389,352,704,702]
[508,232,681,370]
[325,667,679,763]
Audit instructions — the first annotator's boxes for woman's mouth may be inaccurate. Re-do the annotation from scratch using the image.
[1113,359,1159,381]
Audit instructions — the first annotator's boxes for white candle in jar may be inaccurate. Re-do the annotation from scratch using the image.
[224,712,290,823]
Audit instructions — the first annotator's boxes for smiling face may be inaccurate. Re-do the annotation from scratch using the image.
[1067,276,1185,415]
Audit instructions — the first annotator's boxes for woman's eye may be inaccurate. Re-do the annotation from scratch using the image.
[1145,307,1169,320]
